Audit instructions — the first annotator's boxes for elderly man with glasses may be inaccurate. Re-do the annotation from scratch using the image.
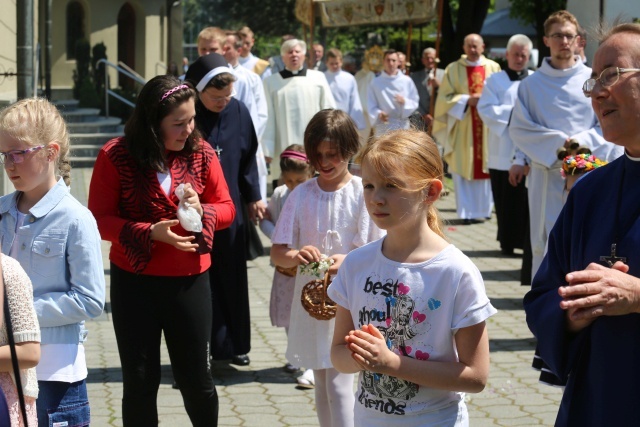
[524,21,640,426]
[509,10,622,280]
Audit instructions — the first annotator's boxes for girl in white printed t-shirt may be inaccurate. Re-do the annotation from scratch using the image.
[329,129,497,426]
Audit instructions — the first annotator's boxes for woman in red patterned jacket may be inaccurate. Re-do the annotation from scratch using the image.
[88,75,235,426]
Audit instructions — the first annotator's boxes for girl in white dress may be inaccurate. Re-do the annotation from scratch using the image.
[271,109,384,426]
[259,144,313,373]
[329,130,497,426]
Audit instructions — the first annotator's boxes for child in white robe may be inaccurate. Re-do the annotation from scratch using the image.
[260,145,313,374]
[271,109,384,426]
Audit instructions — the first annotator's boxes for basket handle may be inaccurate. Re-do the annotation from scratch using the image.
[322,270,330,300]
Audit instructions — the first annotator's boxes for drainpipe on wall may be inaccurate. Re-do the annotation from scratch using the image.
[17,0,34,100]
[45,0,52,99]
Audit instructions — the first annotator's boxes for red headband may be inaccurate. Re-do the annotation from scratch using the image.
[280,150,308,162]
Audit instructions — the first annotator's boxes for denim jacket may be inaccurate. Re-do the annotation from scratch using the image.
[0,178,105,345]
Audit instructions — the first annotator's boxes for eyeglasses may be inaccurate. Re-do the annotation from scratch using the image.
[0,145,45,164]
[202,88,236,103]
[582,67,640,97]
[548,33,578,42]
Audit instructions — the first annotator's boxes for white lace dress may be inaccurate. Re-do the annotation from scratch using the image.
[271,176,385,369]
[260,184,297,328]
[0,255,40,427]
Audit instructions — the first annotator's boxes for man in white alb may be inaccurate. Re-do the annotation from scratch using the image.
[324,48,366,130]
[237,26,270,78]
[509,10,622,278]
[367,49,419,136]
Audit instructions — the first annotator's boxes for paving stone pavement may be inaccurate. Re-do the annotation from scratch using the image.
[67,167,563,426]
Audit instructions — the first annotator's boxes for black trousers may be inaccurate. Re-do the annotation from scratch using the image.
[489,169,529,250]
[111,263,218,427]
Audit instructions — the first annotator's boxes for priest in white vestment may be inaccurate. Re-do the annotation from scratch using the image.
[509,13,623,278]
[324,48,366,130]
[433,34,501,223]
[367,49,419,136]
[477,34,533,285]
[262,39,336,180]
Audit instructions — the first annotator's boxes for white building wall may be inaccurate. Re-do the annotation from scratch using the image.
[568,0,640,64]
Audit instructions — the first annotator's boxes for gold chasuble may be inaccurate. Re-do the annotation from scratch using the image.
[432,55,501,180]
[253,58,270,76]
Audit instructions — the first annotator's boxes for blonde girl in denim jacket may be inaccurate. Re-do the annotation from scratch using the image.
[0,98,105,426]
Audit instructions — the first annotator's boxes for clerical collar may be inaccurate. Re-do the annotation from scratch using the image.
[465,59,482,66]
[280,67,307,79]
[382,70,399,78]
[505,68,528,81]
[625,151,640,161]
[238,55,250,65]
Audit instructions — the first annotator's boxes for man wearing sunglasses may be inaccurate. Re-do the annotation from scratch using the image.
[524,22,640,426]
[509,10,622,281]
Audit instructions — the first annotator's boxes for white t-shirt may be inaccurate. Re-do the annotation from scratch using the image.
[157,171,171,196]
[328,239,497,425]
[36,344,87,382]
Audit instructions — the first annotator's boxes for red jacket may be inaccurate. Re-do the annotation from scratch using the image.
[89,137,235,276]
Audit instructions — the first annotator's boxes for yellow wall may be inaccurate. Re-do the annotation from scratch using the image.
[0,1,42,102]
[51,0,167,92]
[0,0,18,102]
[0,0,181,101]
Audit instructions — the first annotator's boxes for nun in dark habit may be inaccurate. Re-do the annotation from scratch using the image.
[186,53,266,366]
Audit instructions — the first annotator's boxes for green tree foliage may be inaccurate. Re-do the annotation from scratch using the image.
[440,0,492,66]
[183,0,299,45]
[181,0,497,71]
[509,0,568,65]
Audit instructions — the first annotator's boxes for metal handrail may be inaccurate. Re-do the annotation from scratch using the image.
[96,59,146,117]
[117,61,146,82]
[156,62,167,76]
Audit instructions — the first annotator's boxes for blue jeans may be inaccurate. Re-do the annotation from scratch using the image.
[37,379,90,427]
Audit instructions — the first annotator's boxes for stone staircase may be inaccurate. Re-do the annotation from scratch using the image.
[54,100,124,168]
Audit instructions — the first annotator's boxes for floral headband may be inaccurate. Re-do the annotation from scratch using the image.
[280,150,308,162]
[160,84,189,102]
[561,153,608,178]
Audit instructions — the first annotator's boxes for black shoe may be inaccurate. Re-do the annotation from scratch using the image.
[501,247,514,256]
[230,354,250,366]
[462,218,483,225]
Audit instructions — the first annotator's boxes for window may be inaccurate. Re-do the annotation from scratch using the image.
[66,1,85,60]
